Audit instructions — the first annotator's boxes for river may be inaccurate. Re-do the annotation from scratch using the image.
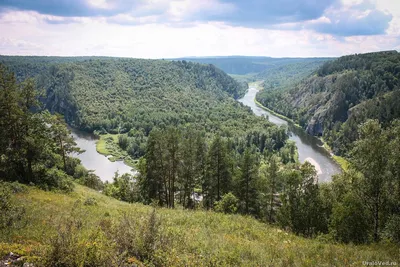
[70,128,136,182]
[238,85,341,182]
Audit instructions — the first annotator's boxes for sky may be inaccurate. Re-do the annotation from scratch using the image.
[0,0,399,58]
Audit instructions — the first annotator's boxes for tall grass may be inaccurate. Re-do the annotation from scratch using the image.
[0,183,398,266]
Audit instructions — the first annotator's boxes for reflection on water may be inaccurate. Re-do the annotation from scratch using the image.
[238,86,341,182]
[70,128,136,182]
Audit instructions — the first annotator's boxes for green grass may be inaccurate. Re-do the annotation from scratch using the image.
[96,134,137,167]
[332,155,350,172]
[1,183,399,266]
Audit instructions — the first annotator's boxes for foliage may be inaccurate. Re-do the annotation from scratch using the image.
[0,64,99,191]
[103,172,138,203]
[214,192,239,214]
[328,119,400,243]
[0,183,25,231]
[256,51,400,155]
[255,59,329,89]
[277,162,327,237]
[236,147,260,215]
[383,215,400,244]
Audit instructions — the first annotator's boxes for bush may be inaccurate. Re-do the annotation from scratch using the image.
[83,197,97,206]
[118,135,129,150]
[79,172,104,191]
[113,209,166,265]
[383,215,400,244]
[329,193,371,244]
[65,157,81,177]
[73,164,89,179]
[8,182,28,194]
[44,204,114,266]
[0,182,25,230]
[39,168,75,192]
[214,193,238,214]
[103,173,138,203]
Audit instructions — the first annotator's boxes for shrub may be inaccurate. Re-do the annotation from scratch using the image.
[39,168,74,192]
[73,164,89,179]
[113,209,166,265]
[329,192,371,244]
[44,204,114,266]
[83,197,97,206]
[0,182,25,231]
[214,193,238,214]
[118,135,129,150]
[383,215,400,244]
[79,172,104,191]
[8,182,28,194]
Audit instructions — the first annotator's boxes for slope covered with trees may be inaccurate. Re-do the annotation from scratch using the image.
[2,57,275,159]
[256,51,400,155]
[254,59,329,90]
[0,64,103,191]
[178,56,331,75]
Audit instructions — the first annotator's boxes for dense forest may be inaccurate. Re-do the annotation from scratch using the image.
[256,51,400,155]
[178,56,331,76]
[0,64,103,192]
[1,56,269,159]
[254,59,329,90]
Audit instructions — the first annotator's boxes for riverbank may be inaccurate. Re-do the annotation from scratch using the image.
[96,134,137,168]
[254,98,303,130]
[319,138,350,171]
[253,96,348,172]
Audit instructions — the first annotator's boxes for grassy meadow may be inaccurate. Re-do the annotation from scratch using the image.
[1,183,398,266]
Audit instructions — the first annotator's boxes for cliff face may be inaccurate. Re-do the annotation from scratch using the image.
[306,117,324,136]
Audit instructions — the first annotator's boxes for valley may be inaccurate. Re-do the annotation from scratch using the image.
[1,52,399,266]
[1,0,400,265]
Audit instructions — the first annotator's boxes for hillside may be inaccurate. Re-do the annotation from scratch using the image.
[1,57,286,159]
[256,51,400,155]
[177,56,332,76]
[1,56,247,131]
[1,182,398,266]
[254,59,329,89]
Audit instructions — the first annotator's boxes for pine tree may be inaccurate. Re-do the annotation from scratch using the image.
[205,135,232,208]
[259,155,280,222]
[50,113,83,172]
[237,147,259,215]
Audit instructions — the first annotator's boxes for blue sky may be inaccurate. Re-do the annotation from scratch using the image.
[0,0,399,58]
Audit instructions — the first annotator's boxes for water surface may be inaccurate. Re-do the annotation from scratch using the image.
[70,128,136,182]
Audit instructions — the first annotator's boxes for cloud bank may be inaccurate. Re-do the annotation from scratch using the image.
[0,0,398,57]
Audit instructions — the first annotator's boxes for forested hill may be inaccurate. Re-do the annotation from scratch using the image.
[1,56,247,131]
[256,50,400,155]
[0,56,111,81]
[176,56,332,75]
[254,59,328,89]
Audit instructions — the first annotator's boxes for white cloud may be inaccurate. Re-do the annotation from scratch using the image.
[375,0,400,36]
[0,5,399,58]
